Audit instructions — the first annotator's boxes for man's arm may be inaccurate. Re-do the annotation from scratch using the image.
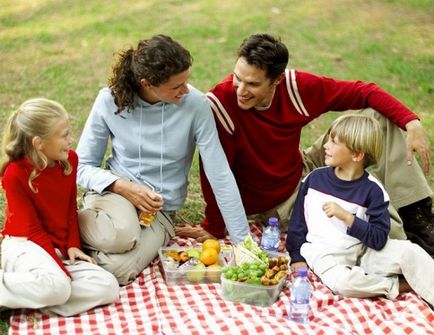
[296,71,431,173]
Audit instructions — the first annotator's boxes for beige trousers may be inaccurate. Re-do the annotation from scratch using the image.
[262,109,432,239]
[0,237,119,316]
[300,239,434,305]
[78,191,175,285]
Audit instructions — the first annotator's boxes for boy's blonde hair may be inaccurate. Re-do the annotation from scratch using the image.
[0,98,71,192]
[329,114,383,168]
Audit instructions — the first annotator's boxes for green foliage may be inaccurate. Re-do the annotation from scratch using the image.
[0,0,433,331]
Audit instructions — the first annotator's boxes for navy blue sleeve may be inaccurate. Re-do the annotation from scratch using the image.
[286,178,309,264]
[347,187,390,250]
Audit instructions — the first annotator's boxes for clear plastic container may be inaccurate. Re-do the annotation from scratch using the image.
[220,274,286,306]
[158,247,227,285]
[220,250,290,306]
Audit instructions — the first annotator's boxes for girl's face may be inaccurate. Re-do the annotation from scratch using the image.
[39,118,73,166]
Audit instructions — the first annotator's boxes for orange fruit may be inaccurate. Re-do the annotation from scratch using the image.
[199,248,219,266]
[202,239,221,254]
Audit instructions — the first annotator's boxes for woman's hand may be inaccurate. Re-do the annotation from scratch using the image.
[108,178,164,213]
[67,247,97,264]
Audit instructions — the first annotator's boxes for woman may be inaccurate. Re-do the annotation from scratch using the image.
[76,35,249,285]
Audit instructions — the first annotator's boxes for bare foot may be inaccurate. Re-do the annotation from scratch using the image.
[175,225,217,242]
[399,278,412,294]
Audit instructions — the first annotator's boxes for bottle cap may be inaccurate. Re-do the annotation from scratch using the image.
[268,217,278,226]
[297,268,308,276]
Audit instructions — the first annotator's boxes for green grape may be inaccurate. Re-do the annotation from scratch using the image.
[249,263,259,270]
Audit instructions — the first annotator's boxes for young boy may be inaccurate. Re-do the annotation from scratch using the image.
[286,114,434,306]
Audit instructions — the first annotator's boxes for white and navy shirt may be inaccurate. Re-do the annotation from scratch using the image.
[286,167,391,263]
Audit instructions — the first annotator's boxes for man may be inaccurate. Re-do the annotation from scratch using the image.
[176,33,433,256]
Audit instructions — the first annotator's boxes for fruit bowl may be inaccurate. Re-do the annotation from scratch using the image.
[158,246,228,286]
[220,274,287,306]
[219,250,290,306]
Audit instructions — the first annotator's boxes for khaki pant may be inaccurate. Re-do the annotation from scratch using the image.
[78,191,175,285]
[261,109,432,239]
[300,239,434,305]
[0,237,119,316]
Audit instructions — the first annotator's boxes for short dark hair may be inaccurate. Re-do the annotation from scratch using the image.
[109,35,193,113]
[237,33,289,81]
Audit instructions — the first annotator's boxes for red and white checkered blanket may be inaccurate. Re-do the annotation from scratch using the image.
[9,223,434,335]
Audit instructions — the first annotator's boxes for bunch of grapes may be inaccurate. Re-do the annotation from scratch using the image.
[222,261,268,285]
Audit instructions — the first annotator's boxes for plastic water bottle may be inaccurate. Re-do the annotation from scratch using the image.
[260,217,280,251]
[289,268,311,324]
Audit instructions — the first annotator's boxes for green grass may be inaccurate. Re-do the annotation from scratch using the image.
[0,0,433,332]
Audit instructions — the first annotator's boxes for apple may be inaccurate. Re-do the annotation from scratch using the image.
[186,263,206,283]
[206,263,221,282]
[186,248,201,259]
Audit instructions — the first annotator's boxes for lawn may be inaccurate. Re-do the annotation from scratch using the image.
[0,0,433,332]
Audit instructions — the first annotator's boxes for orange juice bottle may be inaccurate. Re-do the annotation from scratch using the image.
[139,211,156,226]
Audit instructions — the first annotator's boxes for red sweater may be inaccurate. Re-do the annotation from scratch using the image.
[201,69,418,238]
[1,150,81,276]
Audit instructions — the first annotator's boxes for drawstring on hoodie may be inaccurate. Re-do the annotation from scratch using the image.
[137,104,164,193]
[159,104,164,193]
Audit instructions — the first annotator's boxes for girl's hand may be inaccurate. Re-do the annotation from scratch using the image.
[67,247,97,265]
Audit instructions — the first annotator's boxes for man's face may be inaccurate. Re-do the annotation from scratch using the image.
[232,57,280,110]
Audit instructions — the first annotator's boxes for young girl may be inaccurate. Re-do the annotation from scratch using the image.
[286,114,434,307]
[0,98,119,316]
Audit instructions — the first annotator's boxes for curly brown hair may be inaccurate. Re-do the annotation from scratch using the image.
[108,35,193,114]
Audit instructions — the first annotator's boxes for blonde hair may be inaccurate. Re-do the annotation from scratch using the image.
[329,114,383,168]
[0,98,72,192]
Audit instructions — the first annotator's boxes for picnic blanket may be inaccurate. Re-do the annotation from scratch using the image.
[8,222,434,335]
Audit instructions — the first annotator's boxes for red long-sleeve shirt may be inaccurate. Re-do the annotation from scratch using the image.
[1,150,81,276]
[200,69,418,238]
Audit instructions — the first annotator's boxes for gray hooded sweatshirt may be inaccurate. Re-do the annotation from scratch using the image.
[76,85,249,243]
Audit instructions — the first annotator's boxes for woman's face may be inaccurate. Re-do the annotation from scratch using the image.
[141,68,191,105]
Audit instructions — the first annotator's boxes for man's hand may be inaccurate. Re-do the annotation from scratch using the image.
[108,178,163,214]
[67,247,96,264]
[406,119,431,175]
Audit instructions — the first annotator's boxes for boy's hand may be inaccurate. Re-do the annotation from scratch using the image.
[290,261,308,274]
[323,201,354,227]
[67,247,97,265]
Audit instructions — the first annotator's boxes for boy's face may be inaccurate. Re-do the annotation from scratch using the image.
[323,135,355,168]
